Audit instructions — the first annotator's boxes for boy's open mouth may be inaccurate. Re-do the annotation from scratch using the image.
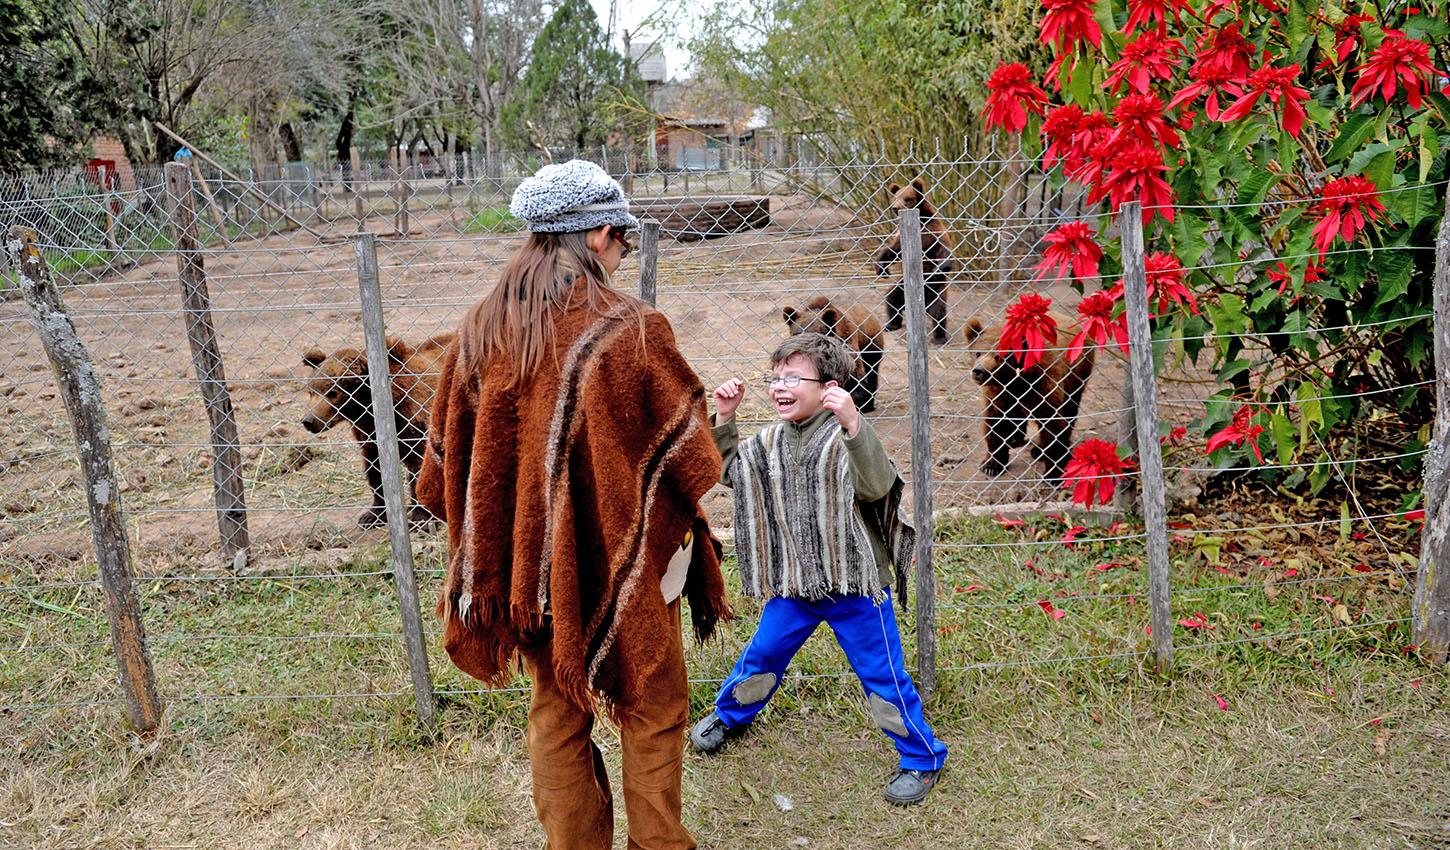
[774,396,797,414]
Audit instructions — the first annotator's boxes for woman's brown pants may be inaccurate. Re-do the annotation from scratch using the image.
[521,602,694,850]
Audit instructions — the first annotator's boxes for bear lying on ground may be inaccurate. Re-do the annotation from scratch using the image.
[301,332,455,527]
[783,296,885,413]
[963,316,1094,479]
[873,178,955,344]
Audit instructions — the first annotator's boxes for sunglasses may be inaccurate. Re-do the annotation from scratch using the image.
[609,226,634,258]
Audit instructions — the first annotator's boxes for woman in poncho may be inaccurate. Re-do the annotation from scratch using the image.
[418,159,730,850]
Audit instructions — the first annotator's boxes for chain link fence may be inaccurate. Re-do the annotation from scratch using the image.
[0,140,1434,723]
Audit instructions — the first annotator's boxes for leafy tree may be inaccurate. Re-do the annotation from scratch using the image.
[689,0,1045,163]
[0,0,90,170]
[500,0,639,151]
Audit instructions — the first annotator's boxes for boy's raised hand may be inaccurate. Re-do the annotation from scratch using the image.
[713,378,746,423]
[821,383,860,437]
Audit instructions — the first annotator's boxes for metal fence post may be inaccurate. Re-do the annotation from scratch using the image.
[639,219,660,307]
[353,232,438,728]
[1119,201,1173,674]
[6,227,162,734]
[900,206,937,698]
[1414,191,1450,665]
[163,162,250,570]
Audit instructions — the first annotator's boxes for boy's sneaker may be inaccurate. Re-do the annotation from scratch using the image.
[884,768,941,806]
[689,712,749,755]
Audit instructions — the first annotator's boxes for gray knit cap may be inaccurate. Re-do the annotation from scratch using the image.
[509,159,640,233]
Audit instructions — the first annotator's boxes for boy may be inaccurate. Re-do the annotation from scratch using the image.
[689,332,948,806]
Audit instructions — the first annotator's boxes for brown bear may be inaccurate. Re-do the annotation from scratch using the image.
[963,316,1094,479]
[873,178,955,344]
[301,332,455,527]
[783,296,885,413]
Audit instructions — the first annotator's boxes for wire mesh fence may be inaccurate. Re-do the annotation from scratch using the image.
[0,139,1436,725]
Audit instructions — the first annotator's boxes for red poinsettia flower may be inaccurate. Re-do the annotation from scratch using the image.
[1106,32,1184,95]
[1110,93,1182,149]
[1063,438,1133,507]
[1205,405,1266,463]
[1145,252,1198,315]
[1039,0,1103,50]
[983,63,1050,134]
[1350,32,1441,109]
[1063,111,1114,180]
[1125,0,1193,35]
[1309,176,1387,258]
[1216,62,1311,138]
[999,293,1059,370]
[1167,63,1246,120]
[1041,105,1086,168]
[1067,290,1129,363]
[1321,13,1378,68]
[1267,261,1326,296]
[1035,221,1103,282]
[1086,142,1176,224]
[1191,22,1255,82]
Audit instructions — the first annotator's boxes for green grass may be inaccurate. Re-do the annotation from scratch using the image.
[460,205,523,234]
[1,516,1444,848]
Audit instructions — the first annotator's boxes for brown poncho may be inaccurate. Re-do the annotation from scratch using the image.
[417,295,730,715]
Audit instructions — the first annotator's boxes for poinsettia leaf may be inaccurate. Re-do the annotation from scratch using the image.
[1270,409,1296,465]
[1324,113,1375,165]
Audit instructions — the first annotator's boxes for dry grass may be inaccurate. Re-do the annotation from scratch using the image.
[4,514,1447,849]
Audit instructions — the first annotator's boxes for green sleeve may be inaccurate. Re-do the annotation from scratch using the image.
[712,415,740,488]
[843,417,898,502]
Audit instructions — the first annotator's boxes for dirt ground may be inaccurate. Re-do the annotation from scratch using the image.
[0,190,1161,583]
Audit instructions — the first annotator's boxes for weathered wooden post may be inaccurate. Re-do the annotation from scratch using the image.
[1415,192,1450,665]
[1119,201,1173,674]
[350,147,365,230]
[6,228,162,734]
[353,233,438,727]
[900,206,937,698]
[163,163,251,569]
[639,219,660,306]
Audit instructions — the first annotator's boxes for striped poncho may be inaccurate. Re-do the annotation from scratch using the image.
[730,418,915,603]
[417,294,731,716]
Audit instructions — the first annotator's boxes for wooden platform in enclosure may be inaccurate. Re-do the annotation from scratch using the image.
[631,196,771,242]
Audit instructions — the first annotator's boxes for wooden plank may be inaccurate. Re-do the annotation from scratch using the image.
[639,219,660,306]
[1415,191,1450,666]
[1119,201,1174,675]
[900,206,937,699]
[6,227,162,734]
[153,122,325,240]
[163,163,250,569]
[353,233,438,727]
[351,147,365,229]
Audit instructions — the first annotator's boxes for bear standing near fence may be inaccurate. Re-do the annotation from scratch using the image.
[417,159,731,850]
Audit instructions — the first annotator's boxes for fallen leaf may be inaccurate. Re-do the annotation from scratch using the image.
[956,584,983,593]
[1062,525,1088,547]
[1332,603,1352,625]
[1093,562,1126,572]
[1037,599,1066,620]
[741,780,761,804]
[1212,693,1229,711]
[994,512,1025,528]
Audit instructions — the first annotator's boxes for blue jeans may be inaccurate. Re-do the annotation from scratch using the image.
[712,590,948,771]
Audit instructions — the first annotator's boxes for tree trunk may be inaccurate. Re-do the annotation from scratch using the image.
[334,91,357,163]
[279,121,304,163]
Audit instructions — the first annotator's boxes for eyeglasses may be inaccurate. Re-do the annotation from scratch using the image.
[609,226,634,258]
[762,374,824,388]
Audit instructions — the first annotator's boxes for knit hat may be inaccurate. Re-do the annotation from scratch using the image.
[509,159,640,233]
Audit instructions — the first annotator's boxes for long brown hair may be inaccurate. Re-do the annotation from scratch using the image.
[458,230,639,385]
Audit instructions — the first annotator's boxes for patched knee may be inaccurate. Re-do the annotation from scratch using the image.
[731,672,777,705]
[868,692,908,737]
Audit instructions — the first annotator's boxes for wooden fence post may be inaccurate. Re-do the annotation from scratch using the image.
[393,162,411,237]
[1118,201,1173,674]
[6,227,162,733]
[639,219,660,306]
[351,147,365,229]
[353,233,438,728]
[1415,192,1450,665]
[163,163,250,570]
[900,206,937,699]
